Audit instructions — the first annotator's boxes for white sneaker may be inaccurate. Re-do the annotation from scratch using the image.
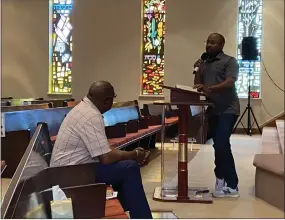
[215,178,225,191]
[213,186,240,198]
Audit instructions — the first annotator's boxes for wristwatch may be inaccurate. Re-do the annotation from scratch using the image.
[135,149,139,158]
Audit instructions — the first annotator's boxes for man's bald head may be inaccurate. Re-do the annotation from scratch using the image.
[87,81,115,113]
[88,81,114,100]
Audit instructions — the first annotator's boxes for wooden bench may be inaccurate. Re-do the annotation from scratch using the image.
[1,107,72,178]
[50,100,178,149]
[23,99,75,108]
[2,98,42,106]
[65,100,81,107]
[1,100,11,106]
[1,123,128,219]
[1,103,51,112]
[143,103,208,144]
[1,100,178,177]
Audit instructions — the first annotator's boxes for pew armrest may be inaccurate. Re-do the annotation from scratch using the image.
[47,163,97,188]
[253,154,284,177]
[40,183,107,219]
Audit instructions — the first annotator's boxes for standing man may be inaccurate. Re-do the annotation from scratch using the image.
[50,81,152,218]
[193,33,240,198]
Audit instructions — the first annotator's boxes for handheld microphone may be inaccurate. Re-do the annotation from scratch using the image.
[193,52,208,74]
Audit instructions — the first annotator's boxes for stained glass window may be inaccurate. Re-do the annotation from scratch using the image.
[49,0,73,94]
[236,0,263,98]
[142,0,166,95]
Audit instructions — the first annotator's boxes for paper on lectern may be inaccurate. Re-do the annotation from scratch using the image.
[175,84,199,93]
[175,84,206,101]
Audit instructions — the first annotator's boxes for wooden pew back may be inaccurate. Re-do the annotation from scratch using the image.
[2,107,71,137]
[1,103,51,112]
[1,100,11,106]
[1,108,72,178]
[2,123,106,219]
[23,99,70,108]
[65,100,81,107]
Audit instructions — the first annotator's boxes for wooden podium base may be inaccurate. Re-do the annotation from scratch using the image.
[153,187,213,203]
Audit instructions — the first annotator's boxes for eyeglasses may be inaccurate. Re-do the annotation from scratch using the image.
[105,94,117,100]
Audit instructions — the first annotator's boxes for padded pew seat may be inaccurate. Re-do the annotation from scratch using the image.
[50,117,178,148]
[108,125,161,149]
[165,116,178,125]
[105,199,128,219]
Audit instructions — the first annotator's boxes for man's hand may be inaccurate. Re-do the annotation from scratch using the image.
[138,151,150,167]
[194,59,203,68]
[1,161,6,170]
[134,147,146,164]
[134,147,151,167]
[193,84,210,93]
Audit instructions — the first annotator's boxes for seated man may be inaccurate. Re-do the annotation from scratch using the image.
[50,81,152,219]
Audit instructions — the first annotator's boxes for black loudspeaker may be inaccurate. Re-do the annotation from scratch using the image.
[241,36,258,61]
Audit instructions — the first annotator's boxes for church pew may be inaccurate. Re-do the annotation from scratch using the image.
[2,123,124,219]
[49,100,178,149]
[1,98,41,106]
[1,103,51,112]
[64,100,81,107]
[1,100,11,106]
[1,97,13,100]
[1,100,178,178]
[23,99,74,108]
[143,103,208,144]
[1,107,72,178]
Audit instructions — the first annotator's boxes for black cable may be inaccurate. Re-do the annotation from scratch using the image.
[255,54,283,117]
[260,55,285,92]
[261,100,275,118]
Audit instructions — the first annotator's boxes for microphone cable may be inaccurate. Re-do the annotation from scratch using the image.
[260,54,284,92]
[258,53,284,117]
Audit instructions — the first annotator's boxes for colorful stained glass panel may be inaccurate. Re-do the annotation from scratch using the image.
[49,0,73,93]
[142,0,166,95]
[236,0,263,98]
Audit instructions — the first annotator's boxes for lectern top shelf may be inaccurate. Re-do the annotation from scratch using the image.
[157,85,213,106]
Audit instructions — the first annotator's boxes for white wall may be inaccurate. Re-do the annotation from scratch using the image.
[2,0,284,126]
[71,0,142,101]
[2,0,49,99]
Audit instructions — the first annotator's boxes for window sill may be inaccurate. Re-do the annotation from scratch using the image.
[138,94,165,99]
[47,93,72,95]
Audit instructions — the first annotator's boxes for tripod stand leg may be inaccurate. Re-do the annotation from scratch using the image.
[249,107,262,134]
[233,107,247,133]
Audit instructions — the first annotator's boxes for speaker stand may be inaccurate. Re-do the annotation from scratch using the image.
[233,69,261,136]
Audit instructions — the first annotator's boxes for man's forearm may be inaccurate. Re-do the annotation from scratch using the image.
[99,149,137,164]
[194,72,200,85]
[210,78,234,92]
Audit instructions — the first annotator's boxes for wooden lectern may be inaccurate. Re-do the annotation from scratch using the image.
[153,85,213,203]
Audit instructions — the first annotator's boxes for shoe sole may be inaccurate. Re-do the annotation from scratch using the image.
[212,193,240,198]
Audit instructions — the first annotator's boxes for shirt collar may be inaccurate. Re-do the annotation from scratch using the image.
[206,51,224,62]
[216,51,224,60]
[82,96,102,115]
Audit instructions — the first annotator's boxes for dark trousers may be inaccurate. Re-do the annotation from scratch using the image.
[95,160,152,219]
[208,114,239,189]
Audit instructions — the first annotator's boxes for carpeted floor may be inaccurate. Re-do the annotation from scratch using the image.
[141,134,284,218]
